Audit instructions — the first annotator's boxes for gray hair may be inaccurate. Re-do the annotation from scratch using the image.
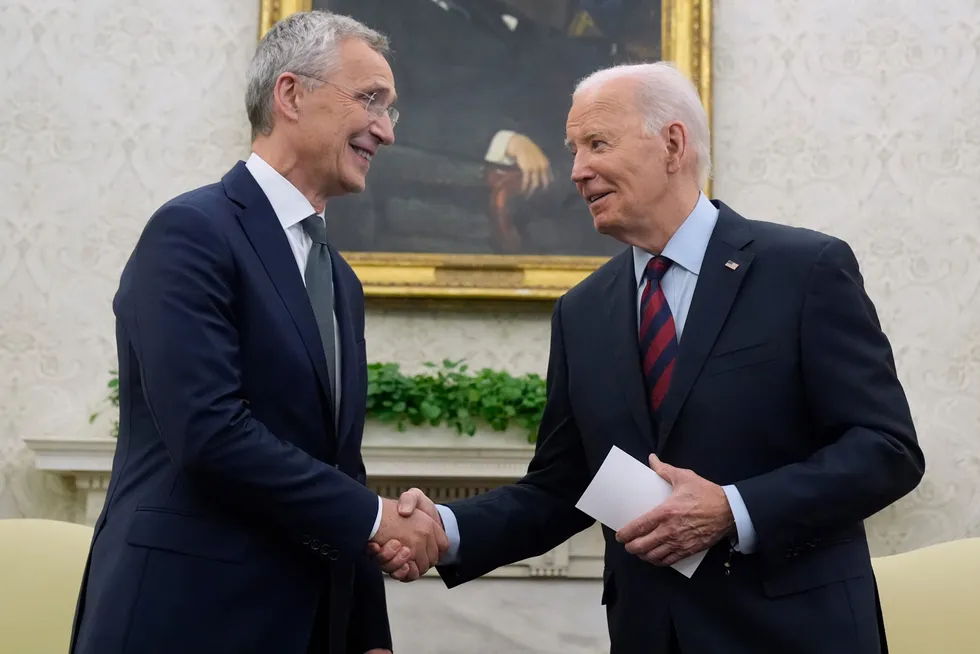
[575,62,712,188]
[245,10,389,140]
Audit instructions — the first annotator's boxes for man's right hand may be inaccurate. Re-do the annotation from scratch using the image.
[368,489,442,582]
[369,493,447,580]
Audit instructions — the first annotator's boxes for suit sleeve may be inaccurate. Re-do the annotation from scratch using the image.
[437,297,596,587]
[347,460,392,653]
[123,203,379,562]
[734,238,925,552]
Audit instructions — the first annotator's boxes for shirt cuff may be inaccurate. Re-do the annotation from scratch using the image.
[368,495,382,540]
[485,130,516,165]
[722,484,757,554]
[436,504,462,564]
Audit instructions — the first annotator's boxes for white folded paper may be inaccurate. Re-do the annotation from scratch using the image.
[575,445,707,578]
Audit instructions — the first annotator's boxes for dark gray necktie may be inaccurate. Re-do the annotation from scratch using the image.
[301,215,338,416]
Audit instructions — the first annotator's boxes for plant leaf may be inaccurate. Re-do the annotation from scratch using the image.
[93,357,547,443]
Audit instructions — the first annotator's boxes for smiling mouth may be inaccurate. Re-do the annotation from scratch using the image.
[350,144,374,161]
[587,192,612,204]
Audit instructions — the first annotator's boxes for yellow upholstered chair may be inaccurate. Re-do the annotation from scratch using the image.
[872,537,980,654]
[0,518,93,654]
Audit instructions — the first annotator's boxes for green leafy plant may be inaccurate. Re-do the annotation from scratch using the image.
[89,370,120,438]
[92,360,547,442]
[367,359,546,441]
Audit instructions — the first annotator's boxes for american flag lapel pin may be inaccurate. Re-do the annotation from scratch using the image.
[725,260,739,270]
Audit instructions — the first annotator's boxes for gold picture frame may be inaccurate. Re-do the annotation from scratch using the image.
[258,0,712,300]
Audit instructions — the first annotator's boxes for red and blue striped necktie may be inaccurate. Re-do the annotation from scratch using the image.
[639,256,678,416]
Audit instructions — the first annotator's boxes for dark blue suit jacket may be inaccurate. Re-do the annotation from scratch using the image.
[438,202,925,654]
[69,162,390,654]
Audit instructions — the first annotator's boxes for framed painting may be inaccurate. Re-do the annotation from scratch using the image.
[259,0,712,300]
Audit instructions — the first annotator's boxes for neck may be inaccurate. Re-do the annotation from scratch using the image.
[251,136,328,213]
[631,181,701,254]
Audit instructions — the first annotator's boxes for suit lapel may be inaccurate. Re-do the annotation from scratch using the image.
[331,247,359,448]
[603,251,657,449]
[656,203,754,449]
[223,163,335,431]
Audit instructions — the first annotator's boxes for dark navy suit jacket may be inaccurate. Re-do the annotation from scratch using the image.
[437,201,925,654]
[69,162,389,654]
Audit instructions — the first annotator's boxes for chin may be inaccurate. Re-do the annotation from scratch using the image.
[339,172,367,194]
[592,212,621,236]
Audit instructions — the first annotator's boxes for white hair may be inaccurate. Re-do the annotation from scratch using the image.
[575,62,712,188]
[245,10,389,140]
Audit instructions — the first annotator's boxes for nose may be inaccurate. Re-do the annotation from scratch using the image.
[370,114,395,146]
[570,151,595,184]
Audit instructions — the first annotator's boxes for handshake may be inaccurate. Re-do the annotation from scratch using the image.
[367,489,446,581]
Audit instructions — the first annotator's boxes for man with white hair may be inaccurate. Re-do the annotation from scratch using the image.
[69,11,445,654]
[374,62,924,653]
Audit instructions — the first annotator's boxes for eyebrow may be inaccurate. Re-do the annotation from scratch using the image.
[564,131,603,150]
[365,86,396,105]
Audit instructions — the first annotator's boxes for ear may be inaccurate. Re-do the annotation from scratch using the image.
[664,121,688,175]
[272,72,304,123]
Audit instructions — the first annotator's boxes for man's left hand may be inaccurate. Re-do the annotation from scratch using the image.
[616,454,735,566]
[364,650,392,654]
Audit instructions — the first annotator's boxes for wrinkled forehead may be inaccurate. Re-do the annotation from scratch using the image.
[333,39,397,103]
[565,89,640,144]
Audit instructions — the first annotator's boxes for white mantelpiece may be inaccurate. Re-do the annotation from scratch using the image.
[24,423,604,579]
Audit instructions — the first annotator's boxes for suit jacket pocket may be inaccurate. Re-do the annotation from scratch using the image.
[761,538,870,598]
[126,508,249,563]
[701,341,779,377]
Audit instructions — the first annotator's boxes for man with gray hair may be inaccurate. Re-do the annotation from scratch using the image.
[69,11,444,654]
[375,61,924,653]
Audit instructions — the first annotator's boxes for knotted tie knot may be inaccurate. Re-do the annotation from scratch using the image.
[301,214,328,245]
[644,255,673,283]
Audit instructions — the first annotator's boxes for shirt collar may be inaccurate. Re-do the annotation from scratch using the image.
[632,192,719,287]
[244,152,323,230]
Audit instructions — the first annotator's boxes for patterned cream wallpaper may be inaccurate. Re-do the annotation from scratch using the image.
[1,0,977,555]
[711,0,980,552]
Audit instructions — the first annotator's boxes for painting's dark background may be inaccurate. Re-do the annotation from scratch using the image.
[318,0,662,256]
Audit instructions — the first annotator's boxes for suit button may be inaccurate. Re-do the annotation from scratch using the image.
[301,535,312,545]
[311,539,320,549]
[328,550,340,561]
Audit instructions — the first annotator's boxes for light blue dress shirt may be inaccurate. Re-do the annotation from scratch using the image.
[436,192,757,565]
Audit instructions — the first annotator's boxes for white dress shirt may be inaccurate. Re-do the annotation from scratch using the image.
[437,192,758,565]
[244,152,383,540]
